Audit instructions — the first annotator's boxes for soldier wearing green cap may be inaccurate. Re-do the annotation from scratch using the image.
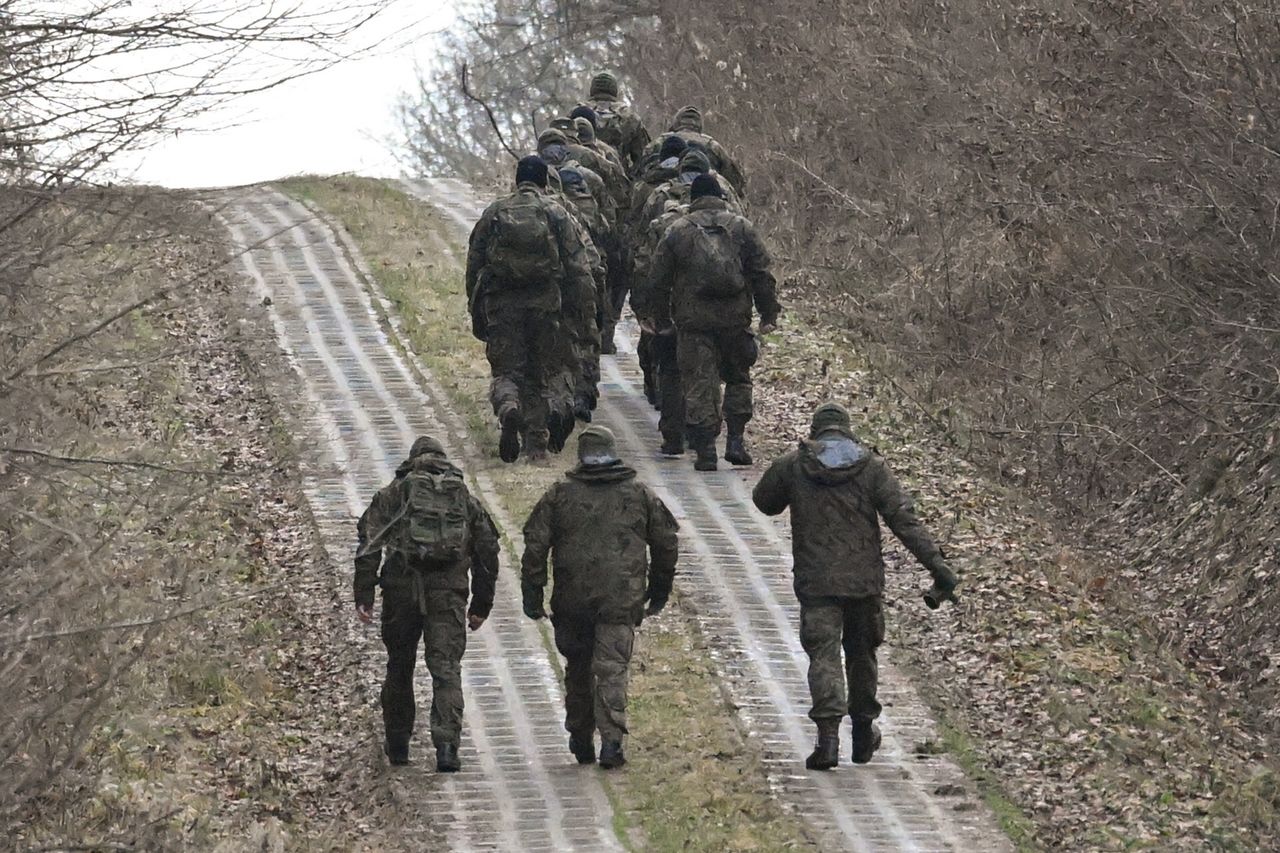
[579,71,650,175]
[752,403,960,769]
[354,436,500,772]
[520,425,679,769]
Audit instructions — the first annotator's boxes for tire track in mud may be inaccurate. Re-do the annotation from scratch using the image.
[401,177,1014,852]
[219,187,622,852]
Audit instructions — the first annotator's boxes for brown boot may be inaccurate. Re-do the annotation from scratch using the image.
[805,718,840,770]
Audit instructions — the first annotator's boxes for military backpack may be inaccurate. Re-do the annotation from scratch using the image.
[686,214,746,298]
[588,100,625,149]
[486,194,561,288]
[389,468,471,565]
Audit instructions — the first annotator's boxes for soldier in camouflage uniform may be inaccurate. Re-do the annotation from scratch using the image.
[554,166,608,422]
[466,156,595,462]
[521,426,679,769]
[355,436,500,772]
[648,175,781,471]
[578,71,650,176]
[626,134,688,403]
[538,128,615,228]
[642,106,745,195]
[752,403,960,768]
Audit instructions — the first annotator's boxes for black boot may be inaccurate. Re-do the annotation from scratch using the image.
[573,393,593,423]
[660,434,685,456]
[569,732,597,765]
[384,733,410,766]
[692,433,718,472]
[724,434,753,466]
[548,408,573,453]
[498,404,523,463]
[598,740,626,769]
[435,742,461,773]
[805,719,840,770]
[725,419,752,465]
[850,720,882,765]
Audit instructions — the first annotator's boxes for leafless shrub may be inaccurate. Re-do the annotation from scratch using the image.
[0,1,386,839]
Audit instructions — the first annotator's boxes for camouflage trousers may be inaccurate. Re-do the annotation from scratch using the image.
[565,309,601,406]
[485,307,564,449]
[381,589,468,747]
[600,239,630,350]
[651,331,685,443]
[799,596,885,723]
[552,615,636,742]
[676,328,758,437]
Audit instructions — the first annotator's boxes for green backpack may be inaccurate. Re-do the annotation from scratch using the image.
[588,101,625,149]
[486,195,561,288]
[687,214,746,298]
[391,469,471,565]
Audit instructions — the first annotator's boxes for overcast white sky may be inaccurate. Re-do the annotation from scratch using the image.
[113,0,454,188]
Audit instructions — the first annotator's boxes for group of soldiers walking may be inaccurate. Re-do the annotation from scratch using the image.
[354,73,959,781]
[465,71,778,470]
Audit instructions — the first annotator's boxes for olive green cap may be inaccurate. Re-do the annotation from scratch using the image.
[578,424,620,466]
[810,402,852,438]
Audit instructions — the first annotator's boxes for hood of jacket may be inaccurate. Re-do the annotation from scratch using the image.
[396,452,462,479]
[798,434,870,485]
[566,461,638,484]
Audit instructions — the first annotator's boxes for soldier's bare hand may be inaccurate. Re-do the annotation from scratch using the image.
[467,613,486,632]
[356,604,374,624]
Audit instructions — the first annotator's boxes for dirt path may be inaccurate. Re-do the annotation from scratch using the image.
[218,187,622,851]
[399,179,1014,852]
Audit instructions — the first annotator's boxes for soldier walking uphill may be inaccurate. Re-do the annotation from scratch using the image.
[577,71,650,176]
[466,156,596,463]
[752,403,960,769]
[648,174,781,471]
[355,437,500,772]
[521,426,679,769]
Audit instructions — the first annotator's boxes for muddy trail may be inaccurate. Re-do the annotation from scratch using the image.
[218,179,1012,851]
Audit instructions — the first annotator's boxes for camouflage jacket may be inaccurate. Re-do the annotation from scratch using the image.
[521,462,678,624]
[630,200,687,317]
[643,131,745,194]
[567,143,629,216]
[648,196,780,331]
[465,182,595,317]
[582,96,650,174]
[752,434,950,602]
[354,452,500,615]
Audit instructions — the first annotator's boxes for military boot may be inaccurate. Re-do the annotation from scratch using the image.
[724,419,753,466]
[850,720,882,765]
[598,740,626,770]
[498,404,524,464]
[548,408,574,453]
[525,432,550,464]
[805,719,840,770]
[691,431,718,472]
[569,732,597,765]
[573,392,594,423]
[660,434,685,456]
[384,733,410,766]
[435,742,460,773]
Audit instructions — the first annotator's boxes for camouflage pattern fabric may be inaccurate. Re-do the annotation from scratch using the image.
[583,95,650,174]
[465,181,595,318]
[354,447,499,614]
[651,331,685,444]
[380,589,469,747]
[676,328,757,438]
[553,616,636,741]
[799,596,885,722]
[485,306,564,451]
[648,196,780,333]
[751,426,953,601]
[521,461,678,624]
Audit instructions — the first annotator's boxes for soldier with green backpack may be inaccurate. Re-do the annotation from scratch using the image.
[466,156,597,462]
[648,174,781,471]
[354,436,500,772]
